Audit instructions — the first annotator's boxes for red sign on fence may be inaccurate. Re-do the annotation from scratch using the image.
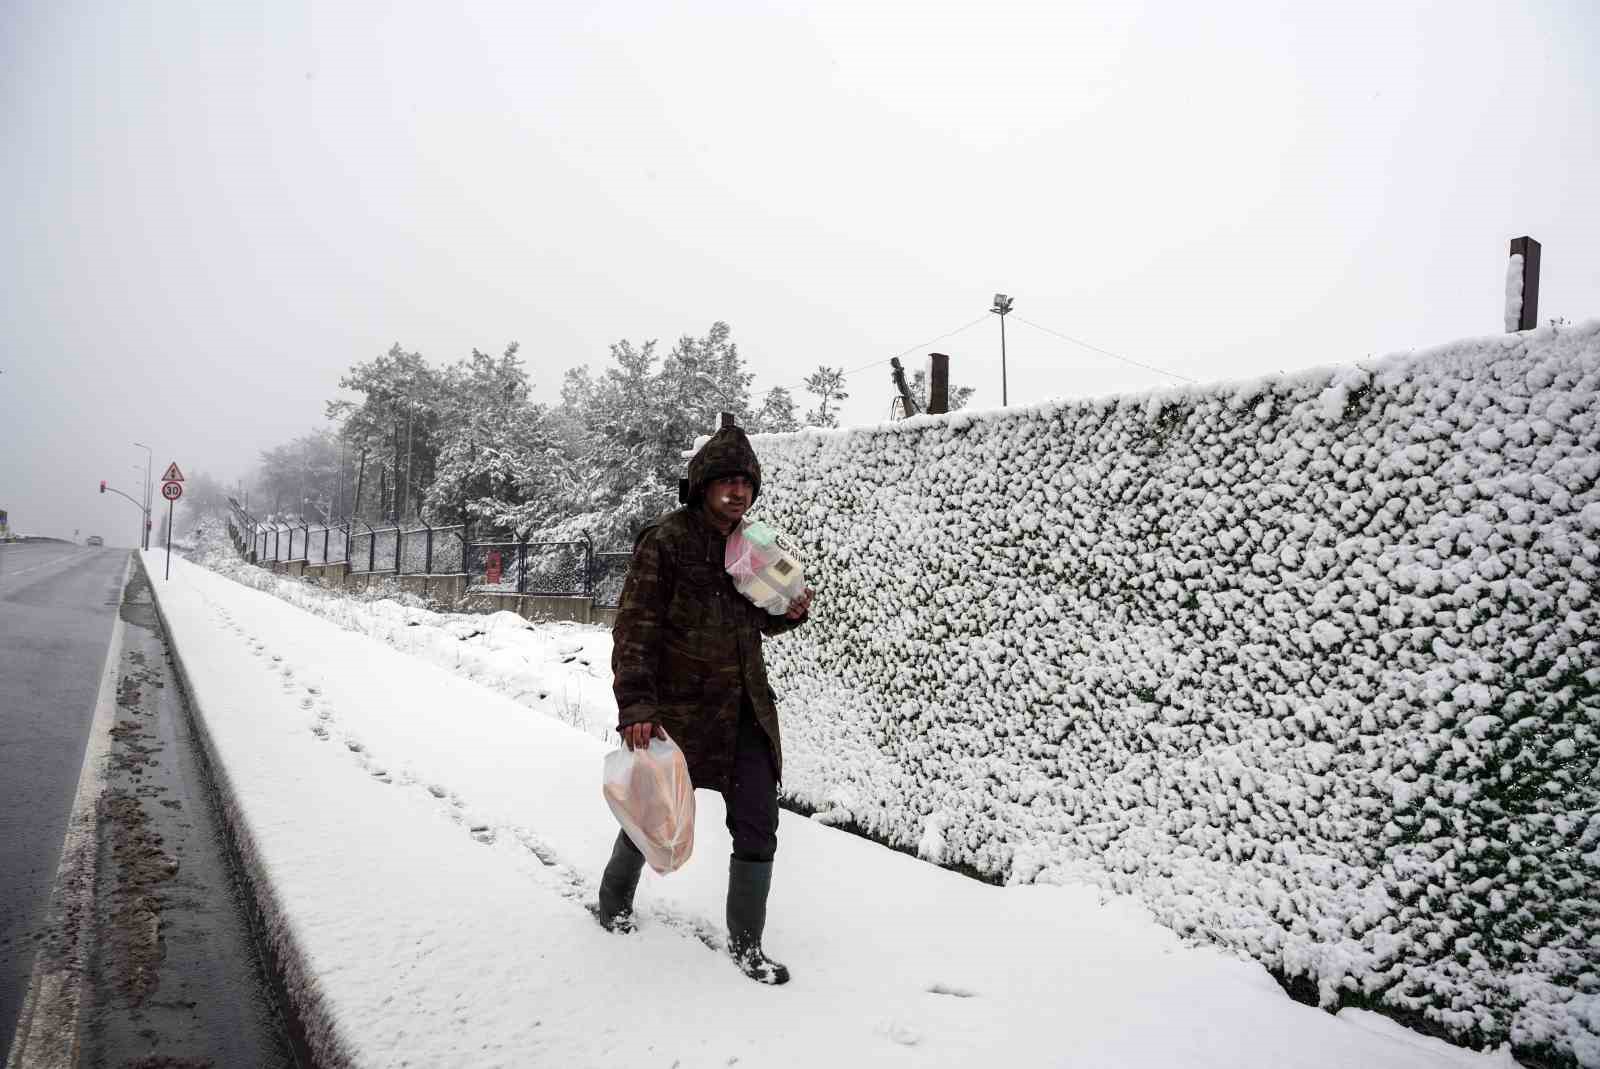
[485,549,503,586]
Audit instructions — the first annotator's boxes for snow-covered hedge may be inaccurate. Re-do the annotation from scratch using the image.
[754,321,1600,1065]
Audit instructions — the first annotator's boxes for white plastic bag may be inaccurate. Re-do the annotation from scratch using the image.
[602,734,695,875]
[725,519,805,615]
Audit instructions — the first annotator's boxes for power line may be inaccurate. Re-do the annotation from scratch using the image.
[767,314,992,397]
[1010,315,1197,385]
[838,314,992,379]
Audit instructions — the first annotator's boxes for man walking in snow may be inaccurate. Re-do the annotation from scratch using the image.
[596,425,812,985]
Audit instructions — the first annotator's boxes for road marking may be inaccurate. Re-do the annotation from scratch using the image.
[4,557,131,1069]
[0,548,98,582]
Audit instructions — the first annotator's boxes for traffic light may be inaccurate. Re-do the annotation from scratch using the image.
[100,480,107,494]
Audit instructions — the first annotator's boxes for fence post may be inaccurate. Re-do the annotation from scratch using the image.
[367,523,376,573]
[517,538,529,596]
[582,533,594,597]
[424,522,434,575]
[394,527,403,576]
[1507,236,1542,332]
[927,352,951,415]
[323,526,330,565]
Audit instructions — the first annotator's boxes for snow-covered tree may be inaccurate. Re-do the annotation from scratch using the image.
[326,344,447,524]
[543,323,759,545]
[253,431,343,523]
[802,365,848,428]
[752,386,801,433]
[424,344,563,537]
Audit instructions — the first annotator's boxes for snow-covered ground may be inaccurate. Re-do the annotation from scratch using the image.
[144,546,1519,1068]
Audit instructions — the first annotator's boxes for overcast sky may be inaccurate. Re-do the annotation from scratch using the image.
[3,0,1596,542]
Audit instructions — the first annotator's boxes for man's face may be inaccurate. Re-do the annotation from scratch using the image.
[703,474,753,529]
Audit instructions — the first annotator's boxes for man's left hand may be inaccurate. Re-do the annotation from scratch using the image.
[786,587,814,620]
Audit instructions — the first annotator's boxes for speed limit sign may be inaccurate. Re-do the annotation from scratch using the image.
[162,481,183,501]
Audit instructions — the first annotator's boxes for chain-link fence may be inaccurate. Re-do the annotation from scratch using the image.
[465,542,521,593]
[591,552,633,608]
[370,528,399,573]
[231,509,634,602]
[349,529,373,572]
[430,527,465,574]
[309,527,348,566]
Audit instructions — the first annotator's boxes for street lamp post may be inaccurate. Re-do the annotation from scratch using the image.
[133,442,152,549]
[991,294,1014,407]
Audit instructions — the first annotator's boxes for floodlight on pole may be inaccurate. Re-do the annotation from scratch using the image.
[990,294,1014,406]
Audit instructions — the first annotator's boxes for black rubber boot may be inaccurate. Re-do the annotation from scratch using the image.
[726,858,789,985]
[596,830,645,933]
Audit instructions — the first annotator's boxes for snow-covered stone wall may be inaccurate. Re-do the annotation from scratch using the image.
[754,321,1600,1066]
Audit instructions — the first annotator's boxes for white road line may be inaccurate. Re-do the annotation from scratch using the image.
[4,557,132,1069]
[0,549,98,581]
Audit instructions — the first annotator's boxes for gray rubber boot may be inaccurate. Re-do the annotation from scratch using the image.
[726,857,790,985]
[596,830,645,933]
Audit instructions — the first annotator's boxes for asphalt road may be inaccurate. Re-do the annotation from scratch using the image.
[0,541,129,1060]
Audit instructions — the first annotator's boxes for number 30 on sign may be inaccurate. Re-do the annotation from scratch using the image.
[162,481,183,501]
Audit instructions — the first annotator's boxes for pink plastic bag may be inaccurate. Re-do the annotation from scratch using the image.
[725,522,779,583]
[602,734,695,875]
[725,519,805,615]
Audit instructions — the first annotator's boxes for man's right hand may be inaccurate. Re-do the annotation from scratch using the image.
[621,722,666,750]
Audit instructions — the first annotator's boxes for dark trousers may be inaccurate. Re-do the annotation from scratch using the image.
[615,698,778,864]
[725,700,779,862]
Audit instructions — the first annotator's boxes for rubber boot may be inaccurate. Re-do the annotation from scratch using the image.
[726,857,790,985]
[596,830,645,933]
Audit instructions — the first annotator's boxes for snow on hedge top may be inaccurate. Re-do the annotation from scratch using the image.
[749,320,1600,1067]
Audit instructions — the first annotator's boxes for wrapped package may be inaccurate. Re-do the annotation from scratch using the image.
[602,734,695,875]
[725,519,805,615]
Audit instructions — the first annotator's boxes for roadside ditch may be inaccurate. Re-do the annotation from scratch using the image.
[79,555,309,1068]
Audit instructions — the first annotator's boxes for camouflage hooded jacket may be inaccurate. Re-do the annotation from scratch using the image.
[610,428,805,791]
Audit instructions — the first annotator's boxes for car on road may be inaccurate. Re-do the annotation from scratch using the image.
[86,535,104,546]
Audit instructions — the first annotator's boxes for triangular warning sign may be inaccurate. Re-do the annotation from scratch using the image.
[162,462,185,482]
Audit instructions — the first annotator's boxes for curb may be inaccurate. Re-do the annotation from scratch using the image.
[138,551,343,1069]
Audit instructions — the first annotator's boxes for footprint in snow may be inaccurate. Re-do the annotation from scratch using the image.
[926,983,977,998]
[426,784,448,799]
[879,1020,922,1047]
[310,724,329,740]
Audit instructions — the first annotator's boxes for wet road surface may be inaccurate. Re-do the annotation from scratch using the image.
[0,542,126,1058]
[3,547,301,1067]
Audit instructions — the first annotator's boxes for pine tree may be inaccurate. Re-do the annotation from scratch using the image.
[802,365,848,428]
[543,323,759,545]
[325,344,446,523]
[424,343,563,537]
[254,431,343,524]
[752,386,800,433]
